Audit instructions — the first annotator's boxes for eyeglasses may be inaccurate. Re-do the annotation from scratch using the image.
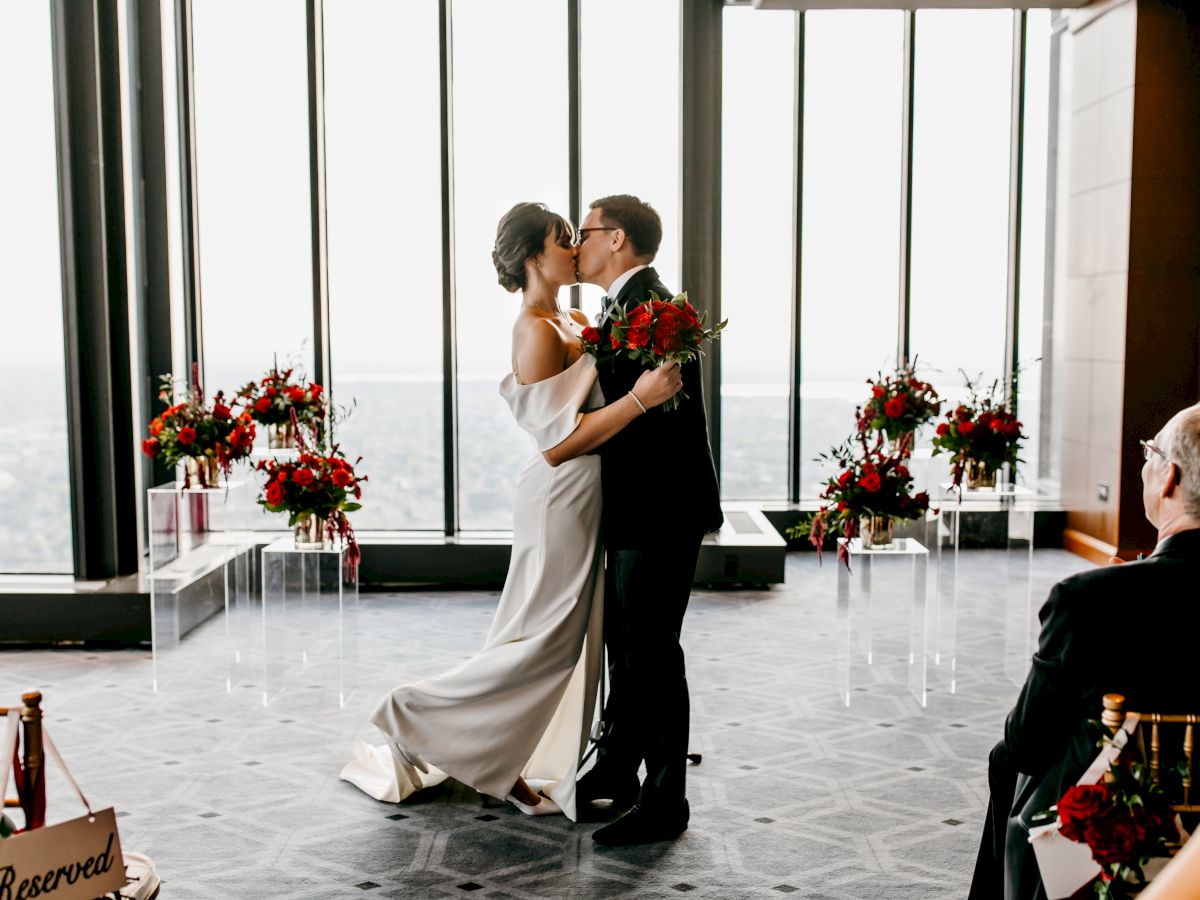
[573,227,618,247]
[1140,439,1167,462]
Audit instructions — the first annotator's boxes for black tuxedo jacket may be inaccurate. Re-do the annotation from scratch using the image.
[1002,527,1200,779]
[994,528,1200,899]
[594,266,723,549]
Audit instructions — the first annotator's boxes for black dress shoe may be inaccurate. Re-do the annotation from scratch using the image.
[576,770,640,808]
[591,802,689,846]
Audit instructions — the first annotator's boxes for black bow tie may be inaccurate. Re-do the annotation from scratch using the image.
[601,295,615,314]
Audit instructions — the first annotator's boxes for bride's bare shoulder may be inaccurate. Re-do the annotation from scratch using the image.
[511,314,567,384]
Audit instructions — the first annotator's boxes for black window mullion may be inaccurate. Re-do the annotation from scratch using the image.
[896,10,916,367]
[788,10,804,506]
[440,0,459,537]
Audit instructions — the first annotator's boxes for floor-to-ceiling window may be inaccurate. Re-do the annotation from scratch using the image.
[452,0,569,530]
[190,0,314,400]
[721,6,795,500]
[799,11,904,495]
[0,1,73,573]
[579,0,681,323]
[324,0,445,529]
[908,10,1014,405]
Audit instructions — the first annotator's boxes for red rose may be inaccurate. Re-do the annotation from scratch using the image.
[990,418,1005,432]
[293,468,315,487]
[936,422,949,436]
[1133,800,1178,845]
[149,417,164,436]
[610,333,622,350]
[276,470,288,482]
[955,405,971,422]
[331,468,353,488]
[265,482,285,506]
[213,403,231,420]
[860,471,882,492]
[1082,805,1139,868]
[287,386,306,403]
[653,331,684,355]
[177,426,196,445]
[255,396,272,414]
[1057,783,1112,843]
[838,470,853,487]
[581,326,601,345]
[958,421,975,435]
[896,465,910,478]
[228,426,247,450]
[626,328,650,349]
[836,501,848,511]
[310,383,323,396]
[884,397,905,418]
[1007,420,1022,436]
[266,386,277,397]
[141,438,160,457]
[872,385,886,399]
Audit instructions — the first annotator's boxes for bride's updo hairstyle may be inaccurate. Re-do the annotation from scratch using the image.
[492,202,574,293]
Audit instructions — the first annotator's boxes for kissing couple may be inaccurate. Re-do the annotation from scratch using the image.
[342,194,723,846]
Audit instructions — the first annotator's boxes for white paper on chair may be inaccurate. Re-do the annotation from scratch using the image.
[1027,713,1140,899]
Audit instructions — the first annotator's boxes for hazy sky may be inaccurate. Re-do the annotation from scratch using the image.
[3,1,1049,396]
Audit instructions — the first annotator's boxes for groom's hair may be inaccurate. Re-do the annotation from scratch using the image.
[589,195,661,260]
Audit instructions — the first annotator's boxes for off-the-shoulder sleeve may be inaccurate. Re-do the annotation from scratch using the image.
[499,355,599,453]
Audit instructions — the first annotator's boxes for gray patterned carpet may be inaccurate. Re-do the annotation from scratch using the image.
[0,549,1090,899]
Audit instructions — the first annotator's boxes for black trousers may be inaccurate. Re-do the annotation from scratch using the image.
[970,741,1048,900]
[589,539,702,816]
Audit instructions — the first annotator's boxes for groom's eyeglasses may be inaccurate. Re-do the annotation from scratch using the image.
[573,227,618,247]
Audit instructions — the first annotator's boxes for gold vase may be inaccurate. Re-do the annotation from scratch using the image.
[185,455,221,489]
[964,458,998,490]
[269,421,296,450]
[860,515,895,549]
[294,513,327,550]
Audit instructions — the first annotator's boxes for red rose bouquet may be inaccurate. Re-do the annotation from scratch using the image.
[1053,759,1179,897]
[582,291,726,411]
[256,444,366,576]
[142,368,256,488]
[787,432,931,569]
[931,375,1023,488]
[237,363,326,448]
[857,361,942,455]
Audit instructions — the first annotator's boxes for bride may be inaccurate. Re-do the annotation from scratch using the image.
[341,202,681,819]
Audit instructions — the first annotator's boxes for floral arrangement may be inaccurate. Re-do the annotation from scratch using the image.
[141,369,255,487]
[580,291,726,411]
[786,433,931,568]
[857,361,942,455]
[255,443,366,576]
[1053,758,1179,897]
[931,375,1023,487]
[237,363,326,444]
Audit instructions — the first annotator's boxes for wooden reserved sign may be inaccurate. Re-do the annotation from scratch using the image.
[0,807,124,900]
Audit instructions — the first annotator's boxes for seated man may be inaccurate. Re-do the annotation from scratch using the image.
[969,403,1200,900]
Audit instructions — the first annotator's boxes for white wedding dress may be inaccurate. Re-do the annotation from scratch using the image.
[341,353,605,821]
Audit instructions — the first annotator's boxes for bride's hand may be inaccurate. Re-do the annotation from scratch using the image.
[632,360,683,410]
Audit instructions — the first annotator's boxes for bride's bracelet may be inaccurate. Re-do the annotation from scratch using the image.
[628,390,648,414]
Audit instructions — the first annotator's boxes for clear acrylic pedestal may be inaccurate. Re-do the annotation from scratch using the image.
[147,480,254,692]
[835,536,930,708]
[932,483,1036,691]
[259,538,358,708]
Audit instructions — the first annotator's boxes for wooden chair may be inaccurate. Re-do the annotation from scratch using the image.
[1101,692,1198,815]
[0,691,44,830]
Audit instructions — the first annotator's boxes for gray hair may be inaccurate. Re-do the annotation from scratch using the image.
[1161,402,1200,518]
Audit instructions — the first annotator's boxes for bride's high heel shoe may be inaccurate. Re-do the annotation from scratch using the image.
[506,791,562,817]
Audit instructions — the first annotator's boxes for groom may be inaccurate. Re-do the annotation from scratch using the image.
[573,194,723,845]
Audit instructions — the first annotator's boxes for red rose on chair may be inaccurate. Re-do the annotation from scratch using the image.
[1057,783,1112,842]
[1083,805,1139,868]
